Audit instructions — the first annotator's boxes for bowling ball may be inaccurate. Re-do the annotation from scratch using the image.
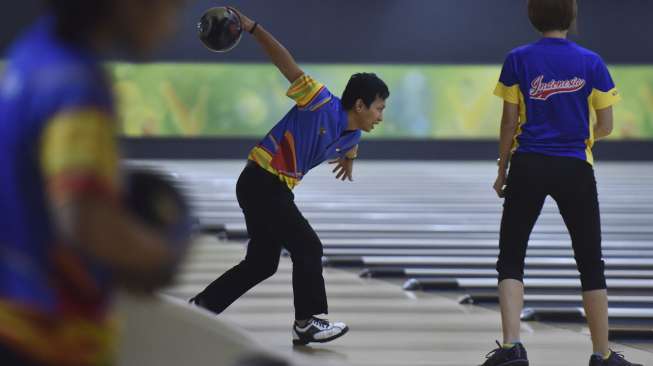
[124,168,193,253]
[197,6,243,53]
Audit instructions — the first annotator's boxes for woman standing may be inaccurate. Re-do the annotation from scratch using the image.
[480,1,641,365]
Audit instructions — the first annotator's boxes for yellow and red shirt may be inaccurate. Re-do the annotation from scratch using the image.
[0,17,119,366]
[248,75,361,189]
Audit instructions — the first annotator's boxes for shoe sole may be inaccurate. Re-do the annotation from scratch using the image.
[292,326,350,346]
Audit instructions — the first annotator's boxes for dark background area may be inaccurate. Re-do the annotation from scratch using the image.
[3,0,653,160]
[3,0,653,64]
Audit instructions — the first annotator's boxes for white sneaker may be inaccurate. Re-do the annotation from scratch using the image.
[292,316,349,345]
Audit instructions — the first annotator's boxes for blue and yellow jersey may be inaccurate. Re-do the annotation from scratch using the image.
[248,75,361,189]
[494,38,621,164]
[0,18,118,365]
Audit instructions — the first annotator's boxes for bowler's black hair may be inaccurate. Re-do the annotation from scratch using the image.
[341,73,389,111]
[46,0,113,41]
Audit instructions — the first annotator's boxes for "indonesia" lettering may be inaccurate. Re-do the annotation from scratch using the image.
[529,75,586,101]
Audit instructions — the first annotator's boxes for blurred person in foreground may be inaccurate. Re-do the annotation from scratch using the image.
[0,0,189,365]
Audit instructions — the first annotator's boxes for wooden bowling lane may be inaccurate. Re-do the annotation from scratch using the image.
[132,159,653,364]
[161,237,652,366]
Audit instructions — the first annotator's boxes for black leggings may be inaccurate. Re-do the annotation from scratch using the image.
[497,153,606,291]
[195,161,328,320]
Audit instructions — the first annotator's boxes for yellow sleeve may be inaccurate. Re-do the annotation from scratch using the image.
[40,108,120,203]
[493,82,520,105]
[590,87,621,110]
[286,74,325,107]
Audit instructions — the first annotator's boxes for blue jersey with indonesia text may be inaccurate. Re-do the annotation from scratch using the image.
[494,38,621,164]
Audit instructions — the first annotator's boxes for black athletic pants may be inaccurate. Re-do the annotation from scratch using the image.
[195,161,328,319]
[497,153,607,291]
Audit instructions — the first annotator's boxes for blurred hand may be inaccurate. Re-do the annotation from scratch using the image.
[493,170,507,198]
[329,158,354,182]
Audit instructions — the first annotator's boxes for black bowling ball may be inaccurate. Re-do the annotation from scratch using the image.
[124,168,192,253]
[197,7,243,53]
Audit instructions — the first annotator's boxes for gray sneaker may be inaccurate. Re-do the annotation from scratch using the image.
[589,351,643,366]
[480,341,529,366]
